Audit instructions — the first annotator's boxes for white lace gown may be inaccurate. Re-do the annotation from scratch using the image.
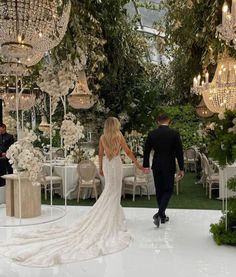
[0,155,131,267]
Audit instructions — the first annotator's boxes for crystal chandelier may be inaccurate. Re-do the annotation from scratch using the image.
[68,70,95,109]
[216,1,236,47]
[38,115,50,133]
[192,53,236,113]
[0,62,31,76]
[196,98,214,118]
[1,91,36,111]
[0,0,71,65]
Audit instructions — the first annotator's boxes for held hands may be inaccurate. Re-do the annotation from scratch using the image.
[99,168,104,177]
[143,168,151,174]
[177,170,184,178]
[136,163,150,174]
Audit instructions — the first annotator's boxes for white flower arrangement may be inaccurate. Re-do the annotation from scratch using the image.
[218,113,226,120]
[125,130,144,157]
[60,113,85,150]
[37,60,76,97]
[118,112,130,125]
[6,130,45,186]
[228,118,236,134]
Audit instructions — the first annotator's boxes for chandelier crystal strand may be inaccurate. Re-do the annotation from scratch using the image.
[1,91,36,111]
[216,1,236,47]
[0,0,71,65]
[196,98,214,118]
[192,53,236,113]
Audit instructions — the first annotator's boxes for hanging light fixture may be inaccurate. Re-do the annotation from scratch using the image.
[68,70,95,109]
[1,90,36,111]
[0,0,71,65]
[38,115,50,133]
[216,1,236,48]
[0,62,31,76]
[192,53,236,113]
[196,98,214,118]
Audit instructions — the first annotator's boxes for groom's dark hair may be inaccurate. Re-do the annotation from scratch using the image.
[157,113,170,123]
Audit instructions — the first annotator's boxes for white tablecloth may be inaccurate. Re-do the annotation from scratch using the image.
[43,163,156,200]
[219,162,236,199]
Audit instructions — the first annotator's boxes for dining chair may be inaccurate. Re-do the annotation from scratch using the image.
[122,166,150,201]
[201,153,219,199]
[77,160,101,203]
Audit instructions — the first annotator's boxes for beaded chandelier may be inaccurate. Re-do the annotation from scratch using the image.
[68,70,95,110]
[192,53,236,113]
[216,1,236,48]
[0,0,71,65]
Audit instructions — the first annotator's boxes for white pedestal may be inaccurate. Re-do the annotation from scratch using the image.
[2,174,41,218]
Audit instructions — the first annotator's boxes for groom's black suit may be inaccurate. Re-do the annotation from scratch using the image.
[143,125,184,218]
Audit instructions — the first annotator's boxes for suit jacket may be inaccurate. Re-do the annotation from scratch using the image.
[143,125,184,173]
[0,132,14,155]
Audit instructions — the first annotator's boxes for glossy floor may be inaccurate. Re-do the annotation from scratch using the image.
[0,206,235,277]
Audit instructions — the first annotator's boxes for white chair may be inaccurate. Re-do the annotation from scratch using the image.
[77,160,101,203]
[40,172,63,200]
[184,148,197,172]
[202,154,219,199]
[54,148,65,159]
[198,152,207,188]
[123,166,150,201]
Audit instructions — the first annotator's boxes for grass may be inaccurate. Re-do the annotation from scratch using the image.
[42,173,222,210]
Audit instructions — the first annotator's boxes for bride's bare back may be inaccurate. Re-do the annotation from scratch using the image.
[99,134,142,176]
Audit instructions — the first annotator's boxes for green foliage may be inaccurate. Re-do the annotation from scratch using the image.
[227,177,236,192]
[206,110,236,167]
[153,105,201,149]
[210,198,236,245]
[154,0,236,104]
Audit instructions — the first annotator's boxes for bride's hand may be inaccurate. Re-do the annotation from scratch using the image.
[99,168,104,176]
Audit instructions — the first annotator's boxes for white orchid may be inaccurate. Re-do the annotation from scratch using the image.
[60,113,85,150]
[218,113,226,120]
[6,130,45,186]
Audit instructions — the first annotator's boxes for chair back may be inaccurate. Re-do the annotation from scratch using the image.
[185,148,197,161]
[55,148,65,158]
[135,166,147,182]
[77,160,97,182]
[201,153,214,178]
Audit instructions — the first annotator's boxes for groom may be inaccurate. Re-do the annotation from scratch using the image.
[143,113,184,227]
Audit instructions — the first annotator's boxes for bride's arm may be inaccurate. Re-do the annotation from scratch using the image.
[98,136,104,176]
[120,135,143,169]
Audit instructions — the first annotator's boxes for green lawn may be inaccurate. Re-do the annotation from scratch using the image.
[42,173,222,210]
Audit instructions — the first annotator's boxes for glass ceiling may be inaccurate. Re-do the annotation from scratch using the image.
[126,0,164,63]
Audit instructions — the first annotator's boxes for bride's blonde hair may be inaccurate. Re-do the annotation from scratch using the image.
[103,117,122,157]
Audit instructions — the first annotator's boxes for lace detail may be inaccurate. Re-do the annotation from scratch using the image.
[0,155,131,267]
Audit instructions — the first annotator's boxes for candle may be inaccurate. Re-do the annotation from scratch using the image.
[205,72,209,83]
[197,74,201,86]
[222,2,228,26]
[232,0,236,24]
[193,77,197,88]
[218,70,222,82]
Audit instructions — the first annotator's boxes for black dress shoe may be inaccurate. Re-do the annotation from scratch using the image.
[153,215,160,227]
[161,216,169,224]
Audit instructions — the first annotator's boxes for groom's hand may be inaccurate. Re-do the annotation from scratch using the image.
[177,170,184,178]
[143,168,151,174]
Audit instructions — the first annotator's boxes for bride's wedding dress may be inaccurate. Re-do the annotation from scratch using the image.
[0,155,131,267]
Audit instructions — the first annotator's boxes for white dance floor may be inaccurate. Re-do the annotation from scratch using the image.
[0,206,235,277]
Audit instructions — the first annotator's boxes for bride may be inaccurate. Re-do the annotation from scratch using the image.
[0,117,143,267]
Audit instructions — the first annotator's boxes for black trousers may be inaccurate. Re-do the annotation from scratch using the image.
[0,158,13,186]
[152,169,175,217]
